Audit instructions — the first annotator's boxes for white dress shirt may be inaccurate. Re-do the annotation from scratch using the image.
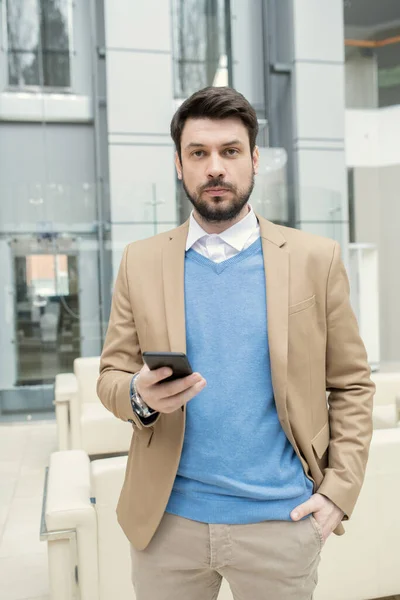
[185,205,260,263]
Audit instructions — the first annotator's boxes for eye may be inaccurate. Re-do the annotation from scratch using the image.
[224,148,239,156]
[192,150,205,158]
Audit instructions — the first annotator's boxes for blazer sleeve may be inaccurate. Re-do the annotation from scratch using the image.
[97,245,159,430]
[317,241,375,518]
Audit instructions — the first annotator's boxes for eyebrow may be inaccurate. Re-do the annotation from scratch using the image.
[185,139,244,150]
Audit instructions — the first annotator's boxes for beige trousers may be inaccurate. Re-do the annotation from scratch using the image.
[131,512,323,600]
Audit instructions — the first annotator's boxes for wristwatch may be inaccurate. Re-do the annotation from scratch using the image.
[130,373,157,419]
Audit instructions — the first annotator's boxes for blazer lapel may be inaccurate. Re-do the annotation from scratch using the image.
[257,216,290,426]
[162,221,189,353]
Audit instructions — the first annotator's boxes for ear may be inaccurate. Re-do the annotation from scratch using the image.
[252,146,260,175]
[175,152,182,180]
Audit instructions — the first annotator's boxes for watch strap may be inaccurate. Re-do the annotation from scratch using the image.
[130,373,157,418]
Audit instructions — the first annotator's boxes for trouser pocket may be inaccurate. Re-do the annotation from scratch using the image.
[310,515,324,551]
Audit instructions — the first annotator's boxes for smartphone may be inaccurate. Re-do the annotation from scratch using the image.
[142,351,193,382]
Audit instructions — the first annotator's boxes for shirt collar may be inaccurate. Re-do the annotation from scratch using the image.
[185,205,259,252]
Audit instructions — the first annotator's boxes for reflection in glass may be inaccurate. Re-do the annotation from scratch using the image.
[14,253,80,386]
[252,148,289,224]
[6,0,71,88]
[377,36,400,108]
[171,0,231,99]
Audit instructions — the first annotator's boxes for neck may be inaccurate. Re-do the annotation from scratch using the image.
[193,204,250,234]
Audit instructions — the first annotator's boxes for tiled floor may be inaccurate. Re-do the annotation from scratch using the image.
[0,419,399,600]
[0,419,57,600]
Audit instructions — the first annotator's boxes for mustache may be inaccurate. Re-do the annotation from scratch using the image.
[198,178,236,194]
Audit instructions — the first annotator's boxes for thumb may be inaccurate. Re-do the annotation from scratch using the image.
[290,497,317,521]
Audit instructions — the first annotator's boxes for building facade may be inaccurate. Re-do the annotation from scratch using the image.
[0,0,399,416]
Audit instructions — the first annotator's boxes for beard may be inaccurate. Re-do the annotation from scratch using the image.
[182,173,255,223]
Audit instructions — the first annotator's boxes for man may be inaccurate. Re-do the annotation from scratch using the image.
[97,86,374,599]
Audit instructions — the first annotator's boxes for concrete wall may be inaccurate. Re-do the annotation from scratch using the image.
[346,73,400,364]
[103,0,177,279]
[291,0,349,249]
[346,105,400,167]
[353,165,400,363]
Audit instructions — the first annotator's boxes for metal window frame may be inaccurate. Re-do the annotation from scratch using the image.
[261,0,295,228]
[224,0,233,87]
[0,0,9,53]
[2,0,75,92]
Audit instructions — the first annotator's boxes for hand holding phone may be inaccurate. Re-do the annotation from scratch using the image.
[136,352,207,414]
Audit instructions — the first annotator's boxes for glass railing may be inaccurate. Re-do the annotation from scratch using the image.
[0,174,349,415]
[0,182,98,234]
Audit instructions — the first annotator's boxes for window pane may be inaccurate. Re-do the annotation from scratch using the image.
[40,0,71,87]
[6,0,41,86]
[8,50,40,86]
[344,3,400,110]
[171,0,231,99]
[43,50,71,87]
[6,0,40,51]
[6,0,71,88]
[377,40,400,108]
[41,0,70,50]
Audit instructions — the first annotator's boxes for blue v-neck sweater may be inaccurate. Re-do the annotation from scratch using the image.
[166,238,313,523]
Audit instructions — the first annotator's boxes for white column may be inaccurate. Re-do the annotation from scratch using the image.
[291,0,349,253]
[103,0,177,279]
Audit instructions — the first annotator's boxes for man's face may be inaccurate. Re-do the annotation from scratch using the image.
[175,117,259,223]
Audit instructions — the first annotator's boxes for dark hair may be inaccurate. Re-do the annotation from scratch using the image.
[170,86,258,160]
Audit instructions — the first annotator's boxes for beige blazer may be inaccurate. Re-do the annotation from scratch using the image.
[97,215,374,551]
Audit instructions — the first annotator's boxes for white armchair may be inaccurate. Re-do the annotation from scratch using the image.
[54,356,133,456]
[42,419,400,600]
[41,449,235,600]
[315,426,400,599]
[370,371,400,429]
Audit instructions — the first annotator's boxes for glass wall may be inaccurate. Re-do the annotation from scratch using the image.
[170,0,292,228]
[13,243,80,387]
[171,0,233,223]
[171,0,231,101]
[377,36,400,108]
[0,1,110,417]
[344,0,400,109]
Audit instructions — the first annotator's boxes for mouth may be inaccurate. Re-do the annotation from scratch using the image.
[203,188,230,197]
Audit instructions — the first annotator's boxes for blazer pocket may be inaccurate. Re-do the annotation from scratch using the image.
[311,421,330,459]
[289,294,316,316]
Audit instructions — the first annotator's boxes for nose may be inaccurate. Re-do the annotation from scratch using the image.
[205,153,226,180]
